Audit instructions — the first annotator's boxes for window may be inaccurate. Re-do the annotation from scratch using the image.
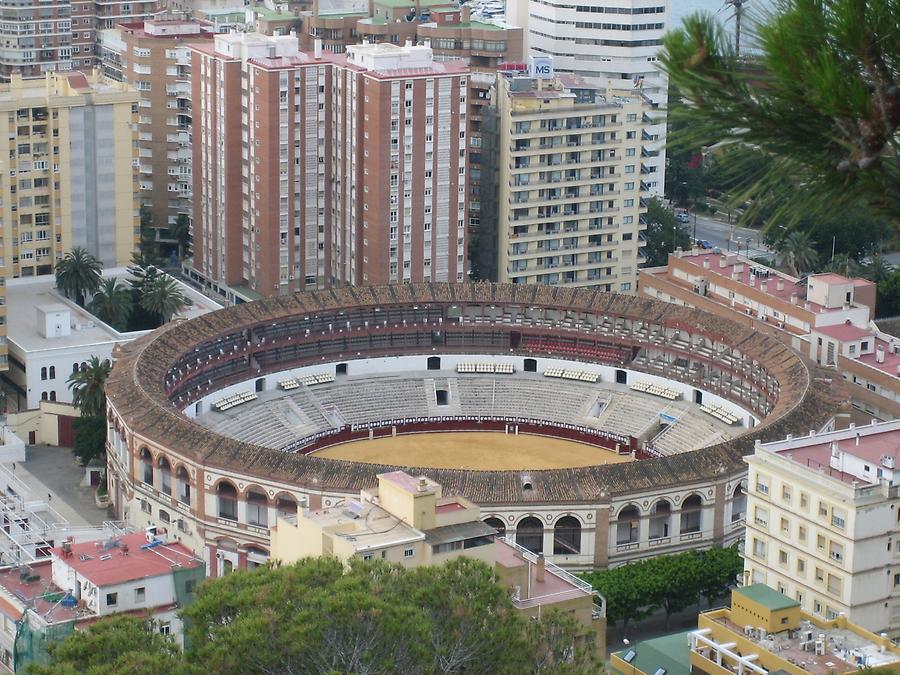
[754,506,769,528]
[159,623,171,635]
[49,366,55,379]
[135,587,145,602]
[815,567,825,584]
[363,553,373,561]
[778,549,788,566]
[781,484,792,502]
[817,534,826,551]
[797,558,806,574]
[40,367,47,380]
[799,525,807,543]
[755,474,769,495]
[106,592,118,607]
[800,492,809,510]
[780,517,790,535]
[752,538,766,558]
[818,502,829,518]
[403,548,414,559]
[829,541,844,563]
[831,509,846,529]
[827,574,841,596]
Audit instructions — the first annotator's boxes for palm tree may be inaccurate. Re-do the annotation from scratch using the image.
[170,214,191,261]
[67,356,111,417]
[862,255,895,285]
[88,278,133,331]
[777,231,819,277]
[55,248,102,306]
[140,275,188,324]
[821,254,862,279]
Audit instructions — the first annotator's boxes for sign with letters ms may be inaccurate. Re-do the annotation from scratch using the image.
[528,56,554,79]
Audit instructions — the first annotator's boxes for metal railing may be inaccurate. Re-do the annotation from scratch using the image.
[498,536,592,594]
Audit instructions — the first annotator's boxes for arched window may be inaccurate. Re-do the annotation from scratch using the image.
[483,517,506,538]
[276,494,297,519]
[732,482,747,523]
[681,495,703,534]
[516,516,544,554]
[139,448,153,486]
[48,366,55,379]
[48,391,56,402]
[40,367,47,381]
[553,516,581,555]
[158,457,172,495]
[246,489,268,527]
[218,482,238,521]
[649,500,671,540]
[176,466,191,505]
[616,505,640,545]
[41,392,48,401]
[72,363,79,374]
[159,510,171,524]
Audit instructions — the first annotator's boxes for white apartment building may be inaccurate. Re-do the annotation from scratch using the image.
[482,64,651,291]
[744,420,900,638]
[509,0,670,196]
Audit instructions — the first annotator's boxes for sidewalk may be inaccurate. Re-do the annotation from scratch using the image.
[12,445,107,527]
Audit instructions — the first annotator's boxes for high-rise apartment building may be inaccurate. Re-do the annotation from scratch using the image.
[0,71,139,277]
[98,20,213,253]
[189,33,468,301]
[302,1,523,256]
[509,0,669,196]
[0,0,164,81]
[743,420,900,638]
[480,65,651,291]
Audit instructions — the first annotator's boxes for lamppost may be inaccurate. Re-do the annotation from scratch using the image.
[692,208,698,243]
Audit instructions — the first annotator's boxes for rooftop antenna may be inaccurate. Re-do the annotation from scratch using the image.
[720,0,751,55]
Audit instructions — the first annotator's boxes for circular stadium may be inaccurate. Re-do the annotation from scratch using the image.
[105,283,843,573]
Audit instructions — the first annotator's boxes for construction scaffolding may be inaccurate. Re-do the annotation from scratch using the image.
[13,607,74,672]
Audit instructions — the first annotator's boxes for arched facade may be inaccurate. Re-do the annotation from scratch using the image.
[103,283,842,574]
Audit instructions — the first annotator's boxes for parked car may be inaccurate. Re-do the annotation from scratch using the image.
[676,212,691,223]
[696,239,713,250]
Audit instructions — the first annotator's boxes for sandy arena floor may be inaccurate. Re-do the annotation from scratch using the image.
[313,431,632,470]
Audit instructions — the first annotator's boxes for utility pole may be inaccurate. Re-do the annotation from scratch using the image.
[724,0,751,54]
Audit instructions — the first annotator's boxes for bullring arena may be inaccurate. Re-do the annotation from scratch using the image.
[105,283,843,575]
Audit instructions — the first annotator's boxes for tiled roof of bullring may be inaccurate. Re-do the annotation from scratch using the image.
[106,283,845,504]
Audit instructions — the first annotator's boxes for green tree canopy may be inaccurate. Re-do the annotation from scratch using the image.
[71,416,106,465]
[67,355,111,418]
[776,230,819,276]
[55,248,102,307]
[33,557,601,675]
[28,615,182,675]
[140,275,188,324]
[642,198,692,267]
[660,1,900,228]
[170,214,192,261]
[87,278,133,332]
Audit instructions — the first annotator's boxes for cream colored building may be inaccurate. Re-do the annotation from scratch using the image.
[744,419,900,638]
[481,65,651,291]
[272,470,497,568]
[0,71,139,278]
[272,469,607,655]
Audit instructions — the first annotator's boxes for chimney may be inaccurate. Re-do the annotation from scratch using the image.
[760,281,768,293]
[703,259,710,269]
[877,346,885,363]
[417,477,427,492]
[776,279,784,291]
[314,38,322,59]
[536,553,545,582]
[790,293,798,305]
[734,263,745,273]
[749,277,755,288]
[405,38,412,48]
[719,257,727,268]
[731,272,739,281]
[804,302,811,310]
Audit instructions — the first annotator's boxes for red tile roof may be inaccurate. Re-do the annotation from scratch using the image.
[52,533,202,587]
[814,322,874,342]
[0,561,77,624]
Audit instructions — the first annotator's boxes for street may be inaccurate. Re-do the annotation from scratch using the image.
[688,212,773,260]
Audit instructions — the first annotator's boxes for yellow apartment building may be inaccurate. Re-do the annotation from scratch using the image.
[481,63,652,291]
[0,71,139,281]
[611,584,900,675]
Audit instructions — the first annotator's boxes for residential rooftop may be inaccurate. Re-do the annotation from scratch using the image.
[0,561,77,624]
[52,532,202,587]
[300,500,425,551]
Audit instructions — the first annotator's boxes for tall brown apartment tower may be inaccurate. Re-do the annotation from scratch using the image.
[99,20,213,254]
[335,42,468,285]
[0,0,165,80]
[190,33,468,301]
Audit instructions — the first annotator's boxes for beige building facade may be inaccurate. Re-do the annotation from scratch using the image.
[482,67,651,290]
[0,71,138,279]
[744,420,900,638]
